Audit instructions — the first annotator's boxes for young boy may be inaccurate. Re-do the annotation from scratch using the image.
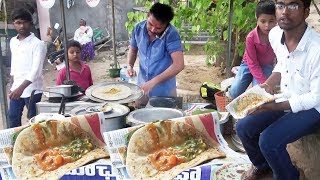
[9,8,47,128]
[228,0,277,99]
[56,40,93,92]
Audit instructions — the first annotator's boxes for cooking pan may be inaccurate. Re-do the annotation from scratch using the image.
[85,82,143,104]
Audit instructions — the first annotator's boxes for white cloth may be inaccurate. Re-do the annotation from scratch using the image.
[73,25,93,45]
[270,25,320,113]
[10,33,47,98]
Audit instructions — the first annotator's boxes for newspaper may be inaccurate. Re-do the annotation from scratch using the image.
[103,112,250,179]
[0,112,251,179]
[0,112,107,180]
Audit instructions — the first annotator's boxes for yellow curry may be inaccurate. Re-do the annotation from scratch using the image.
[34,138,93,171]
[148,139,207,171]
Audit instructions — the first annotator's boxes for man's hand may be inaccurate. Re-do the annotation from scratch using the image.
[9,87,24,100]
[126,66,136,77]
[260,83,274,94]
[248,101,276,115]
[141,79,157,95]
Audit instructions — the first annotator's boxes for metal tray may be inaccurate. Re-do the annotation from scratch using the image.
[85,82,143,104]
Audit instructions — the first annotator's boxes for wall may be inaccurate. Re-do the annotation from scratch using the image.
[36,0,51,41]
[49,0,136,41]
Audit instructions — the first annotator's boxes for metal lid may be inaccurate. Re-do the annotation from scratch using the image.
[70,103,130,118]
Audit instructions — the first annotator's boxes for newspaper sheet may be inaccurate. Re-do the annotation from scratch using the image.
[0,112,250,180]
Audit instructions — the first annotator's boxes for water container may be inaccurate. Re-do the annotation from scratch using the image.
[120,66,129,82]
[128,76,138,85]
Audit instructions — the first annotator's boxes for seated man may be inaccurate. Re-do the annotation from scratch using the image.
[237,0,320,179]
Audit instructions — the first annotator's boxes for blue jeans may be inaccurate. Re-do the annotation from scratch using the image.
[236,109,320,180]
[229,62,273,99]
[9,93,42,128]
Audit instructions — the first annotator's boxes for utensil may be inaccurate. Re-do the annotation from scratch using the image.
[85,104,113,113]
[70,103,130,131]
[85,82,143,104]
[46,85,73,97]
[127,107,184,126]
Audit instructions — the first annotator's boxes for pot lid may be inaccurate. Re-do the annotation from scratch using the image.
[70,103,130,118]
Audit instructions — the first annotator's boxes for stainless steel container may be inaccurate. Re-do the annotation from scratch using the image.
[70,103,130,131]
[127,107,184,126]
[46,85,73,97]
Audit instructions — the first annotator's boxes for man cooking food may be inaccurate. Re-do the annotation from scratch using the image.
[126,2,185,106]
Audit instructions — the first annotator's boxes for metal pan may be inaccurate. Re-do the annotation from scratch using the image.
[85,82,143,104]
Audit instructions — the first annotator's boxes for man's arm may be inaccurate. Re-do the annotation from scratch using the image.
[127,46,138,77]
[9,80,32,100]
[141,51,184,94]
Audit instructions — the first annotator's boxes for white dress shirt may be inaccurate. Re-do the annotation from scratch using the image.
[269,26,320,113]
[73,26,93,45]
[10,33,47,98]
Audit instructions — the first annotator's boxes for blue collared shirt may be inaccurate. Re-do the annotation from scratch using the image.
[130,20,183,97]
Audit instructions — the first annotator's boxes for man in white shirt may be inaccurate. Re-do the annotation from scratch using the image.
[73,19,95,61]
[9,8,47,128]
[236,0,320,180]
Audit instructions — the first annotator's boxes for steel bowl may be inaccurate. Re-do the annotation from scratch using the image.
[127,107,184,126]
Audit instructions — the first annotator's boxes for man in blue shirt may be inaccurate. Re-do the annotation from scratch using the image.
[127,2,184,105]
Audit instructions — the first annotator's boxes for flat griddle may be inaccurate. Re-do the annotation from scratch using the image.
[85,82,143,104]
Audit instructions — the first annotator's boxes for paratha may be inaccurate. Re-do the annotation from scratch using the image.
[91,84,132,101]
[126,120,226,179]
[12,120,108,179]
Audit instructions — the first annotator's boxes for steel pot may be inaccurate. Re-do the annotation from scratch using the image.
[70,103,130,132]
[46,85,73,97]
[127,107,184,126]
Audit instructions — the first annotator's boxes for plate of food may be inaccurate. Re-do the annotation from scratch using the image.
[125,120,226,179]
[226,86,275,119]
[12,121,109,179]
[85,82,143,104]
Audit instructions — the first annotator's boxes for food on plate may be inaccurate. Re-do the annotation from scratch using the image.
[126,120,226,179]
[235,93,271,117]
[12,120,108,179]
[91,84,132,100]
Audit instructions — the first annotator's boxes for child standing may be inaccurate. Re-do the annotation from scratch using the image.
[228,0,277,99]
[56,40,93,92]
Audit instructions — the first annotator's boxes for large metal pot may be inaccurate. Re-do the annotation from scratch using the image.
[70,103,130,132]
[127,107,184,126]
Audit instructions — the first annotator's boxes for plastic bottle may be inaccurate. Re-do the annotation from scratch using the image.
[128,75,137,85]
[120,66,129,82]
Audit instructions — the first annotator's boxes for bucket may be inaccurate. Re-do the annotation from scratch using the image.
[214,91,232,112]
[109,68,121,78]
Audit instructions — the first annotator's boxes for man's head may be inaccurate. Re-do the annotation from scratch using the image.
[11,8,32,36]
[80,19,86,26]
[256,1,277,36]
[147,3,174,37]
[275,0,310,30]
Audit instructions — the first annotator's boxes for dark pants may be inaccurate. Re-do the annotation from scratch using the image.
[9,93,42,128]
[236,109,320,180]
